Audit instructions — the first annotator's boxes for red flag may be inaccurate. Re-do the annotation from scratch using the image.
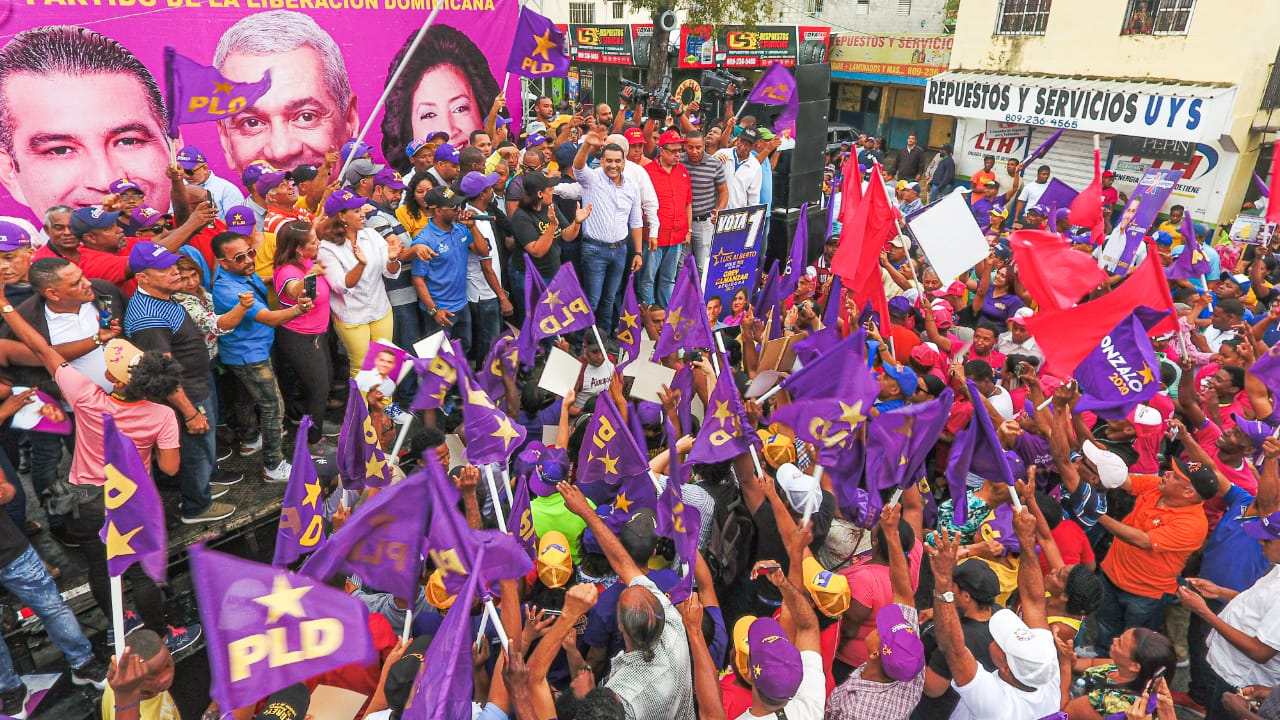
[1023,252,1175,374]
[1268,145,1280,225]
[850,260,891,335]
[839,152,863,227]
[1008,230,1108,312]
[1068,148,1105,245]
[831,165,897,286]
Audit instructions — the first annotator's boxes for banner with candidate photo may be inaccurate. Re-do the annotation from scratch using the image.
[1,2,521,221]
[1116,167,1185,271]
[702,205,767,328]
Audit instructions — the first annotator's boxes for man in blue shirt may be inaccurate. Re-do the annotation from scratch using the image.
[411,185,491,356]
[211,231,315,481]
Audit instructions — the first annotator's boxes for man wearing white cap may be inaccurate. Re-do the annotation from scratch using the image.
[996,307,1042,365]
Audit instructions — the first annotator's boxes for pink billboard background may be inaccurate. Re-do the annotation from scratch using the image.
[0,1,520,222]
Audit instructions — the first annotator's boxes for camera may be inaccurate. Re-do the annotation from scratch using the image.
[701,69,746,99]
[619,78,650,104]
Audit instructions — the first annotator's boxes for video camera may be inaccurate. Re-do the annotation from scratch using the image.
[701,69,746,99]
[619,79,650,104]
[649,77,683,120]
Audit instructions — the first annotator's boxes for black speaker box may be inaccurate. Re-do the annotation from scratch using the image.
[793,63,831,103]
[771,169,822,211]
[764,201,828,270]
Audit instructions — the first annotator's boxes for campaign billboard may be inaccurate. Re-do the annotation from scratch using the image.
[0,3,520,220]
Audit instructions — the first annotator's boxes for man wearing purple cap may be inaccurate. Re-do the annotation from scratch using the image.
[0,222,35,308]
[176,146,245,220]
[429,143,462,187]
[259,170,312,283]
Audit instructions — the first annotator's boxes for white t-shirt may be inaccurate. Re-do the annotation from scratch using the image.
[1208,564,1280,688]
[465,208,500,303]
[1017,180,1048,208]
[46,303,111,393]
[733,650,825,720]
[715,149,762,209]
[949,664,1061,720]
[575,358,616,408]
[1094,227,1147,274]
[988,385,1015,420]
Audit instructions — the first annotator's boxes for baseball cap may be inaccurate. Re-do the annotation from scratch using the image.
[382,635,434,713]
[1009,307,1035,326]
[128,241,182,272]
[521,171,552,196]
[425,185,466,208]
[425,568,456,609]
[434,143,461,163]
[910,343,940,369]
[224,205,256,234]
[623,127,645,145]
[993,239,1013,262]
[903,181,921,192]
[1081,440,1129,489]
[537,531,573,588]
[1244,510,1280,541]
[776,463,821,517]
[952,559,1000,604]
[374,168,406,191]
[109,178,142,195]
[342,158,383,186]
[888,295,911,317]
[458,171,500,199]
[1173,457,1219,500]
[738,127,761,144]
[241,161,276,190]
[525,132,550,148]
[658,129,684,146]
[732,615,757,682]
[756,427,797,468]
[802,556,850,618]
[103,339,145,384]
[930,280,966,298]
[292,164,321,184]
[340,138,374,162]
[255,170,294,197]
[1028,203,1049,217]
[0,220,32,252]
[526,121,548,136]
[1233,413,1276,452]
[175,146,207,170]
[128,206,169,232]
[406,138,430,158]
[70,207,121,237]
[618,508,658,550]
[1102,170,1116,178]
[324,188,367,216]
[876,603,925,681]
[253,683,310,720]
[931,301,954,330]
[757,128,776,141]
[747,617,803,701]
[882,364,919,396]
[554,143,579,168]
[427,131,451,143]
[988,608,1058,686]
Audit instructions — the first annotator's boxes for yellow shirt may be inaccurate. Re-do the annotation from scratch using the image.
[1157,220,1186,248]
[396,205,429,241]
[102,685,180,720]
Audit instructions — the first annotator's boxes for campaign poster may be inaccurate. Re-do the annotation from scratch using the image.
[703,205,767,328]
[1117,167,1185,269]
[1230,215,1276,245]
[0,1,520,221]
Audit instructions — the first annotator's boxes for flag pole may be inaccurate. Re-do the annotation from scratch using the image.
[110,575,126,655]
[391,415,414,462]
[886,486,904,509]
[484,598,511,653]
[335,3,446,184]
[401,610,413,644]
[484,464,509,533]
[500,467,514,505]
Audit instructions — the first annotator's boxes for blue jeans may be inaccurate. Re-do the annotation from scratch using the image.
[1091,571,1175,655]
[508,263,527,324]
[470,298,502,366]
[581,239,627,335]
[177,399,215,517]
[650,244,684,308]
[0,546,93,691]
[391,302,424,407]
[424,304,474,363]
[227,360,285,468]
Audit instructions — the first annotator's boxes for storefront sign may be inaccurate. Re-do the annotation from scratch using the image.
[924,72,1237,143]
[678,26,830,69]
[1110,136,1196,163]
[829,33,952,85]
[1110,140,1239,222]
[570,24,651,65]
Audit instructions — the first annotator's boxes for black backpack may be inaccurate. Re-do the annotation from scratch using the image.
[701,481,756,589]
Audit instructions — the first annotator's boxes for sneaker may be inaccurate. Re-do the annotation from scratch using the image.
[1171,691,1206,716]
[264,460,292,483]
[238,435,263,456]
[383,402,412,426]
[211,469,243,486]
[211,487,229,500]
[165,623,203,656]
[217,447,233,463]
[123,610,145,637]
[70,655,108,690]
[0,683,29,719]
[181,502,236,524]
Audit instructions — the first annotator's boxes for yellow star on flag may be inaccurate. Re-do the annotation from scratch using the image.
[213,81,234,94]
[254,575,312,623]
[531,29,559,60]
[614,490,633,514]
[366,452,387,480]
[104,521,141,560]
[620,309,639,330]
[838,401,867,429]
[303,479,323,509]
[491,415,522,450]
[711,400,734,424]
[542,290,562,310]
[666,307,684,330]
[597,451,620,475]
[1138,364,1154,384]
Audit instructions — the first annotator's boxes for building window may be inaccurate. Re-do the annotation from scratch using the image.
[995,0,1052,35]
[855,0,870,14]
[569,2,595,24]
[897,0,910,13]
[1122,0,1195,35]
[807,0,825,12]
[612,1,624,17]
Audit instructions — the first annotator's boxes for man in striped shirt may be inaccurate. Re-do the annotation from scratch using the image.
[683,130,728,277]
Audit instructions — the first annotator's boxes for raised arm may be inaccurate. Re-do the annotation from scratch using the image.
[557,481,642,583]
[1012,506,1049,630]
[928,527,978,686]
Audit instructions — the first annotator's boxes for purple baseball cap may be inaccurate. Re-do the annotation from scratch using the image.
[457,171,499,198]
[224,205,257,234]
[374,168,406,191]
[128,241,182,272]
[747,617,802,701]
[434,143,461,164]
[1244,510,1280,541]
[513,441,547,478]
[176,146,207,170]
[241,161,276,189]
[341,138,374,163]
[0,220,32,252]
[876,604,925,681]
[255,169,293,197]
[109,178,142,196]
[636,401,663,428]
[324,188,367,216]
[525,132,549,148]
[128,206,169,232]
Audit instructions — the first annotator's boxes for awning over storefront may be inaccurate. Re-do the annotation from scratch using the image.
[923,71,1237,143]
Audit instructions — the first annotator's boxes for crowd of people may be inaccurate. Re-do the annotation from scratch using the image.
[0,89,1275,720]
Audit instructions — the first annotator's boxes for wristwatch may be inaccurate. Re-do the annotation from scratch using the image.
[936,591,956,603]
[0,305,12,314]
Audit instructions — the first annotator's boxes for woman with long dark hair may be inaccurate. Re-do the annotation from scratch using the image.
[1066,627,1177,719]
[379,25,501,173]
[395,172,437,240]
[273,219,333,448]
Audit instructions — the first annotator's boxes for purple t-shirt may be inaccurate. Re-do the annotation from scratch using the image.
[979,288,1023,325]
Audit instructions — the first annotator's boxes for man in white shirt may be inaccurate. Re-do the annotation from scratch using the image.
[930,507,1062,720]
[716,127,762,209]
[996,308,1044,366]
[457,171,512,365]
[1013,165,1052,222]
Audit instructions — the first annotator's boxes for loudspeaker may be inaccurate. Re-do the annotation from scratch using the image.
[772,100,826,210]
[772,169,822,210]
[793,63,831,103]
[765,202,828,270]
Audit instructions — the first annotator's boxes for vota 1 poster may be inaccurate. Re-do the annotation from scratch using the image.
[703,204,766,328]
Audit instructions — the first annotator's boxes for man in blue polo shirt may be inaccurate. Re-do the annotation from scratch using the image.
[411,185,491,357]
[210,231,315,481]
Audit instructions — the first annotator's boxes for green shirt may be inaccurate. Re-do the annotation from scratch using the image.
[531,494,596,562]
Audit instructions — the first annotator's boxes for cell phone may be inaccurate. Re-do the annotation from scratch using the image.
[303,274,318,300]
[752,562,781,580]
[1145,666,1167,696]
[94,296,114,329]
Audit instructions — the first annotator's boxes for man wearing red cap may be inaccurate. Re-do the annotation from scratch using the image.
[642,130,693,308]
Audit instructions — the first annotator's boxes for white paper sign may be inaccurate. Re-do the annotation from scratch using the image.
[907,191,990,282]
[538,346,582,398]
[444,434,466,470]
[412,332,447,359]
[627,361,677,404]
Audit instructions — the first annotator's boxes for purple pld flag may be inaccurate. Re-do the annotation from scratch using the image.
[190,544,376,714]
[532,263,595,340]
[1166,227,1214,280]
[164,47,271,138]
[518,255,549,369]
[617,281,643,369]
[505,7,571,79]
[687,364,756,464]
[400,559,482,720]
[336,380,393,489]
[477,330,520,402]
[945,380,1016,526]
[424,460,532,595]
[826,430,868,521]
[411,338,462,411]
[777,202,810,300]
[1249,343,1280,398]
[1074,314,1160,419]
[791,325,841,366]
[865,388,954,493]
[274,416,326,566]
[746,61,799,139]
[299,471,427,601]
[770,391,876,467]
[576,391,651,501]
[654,259,716,360]
[658,420,701,604]
[460,368,527,465]
[823,275,844,329]
[780,328,871,399]
[507,472,536,558]
[668,365,695,435]
[101,415,167,584]
[1033,178,1079,216]
[1018,128,1064,175]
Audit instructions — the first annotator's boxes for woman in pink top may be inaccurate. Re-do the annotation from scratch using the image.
[273,219,334,450]
[834,516,923,681]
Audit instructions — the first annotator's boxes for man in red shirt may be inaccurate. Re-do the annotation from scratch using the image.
[642,130,692,308]
[67,207,139,295]
[256,170,313,284]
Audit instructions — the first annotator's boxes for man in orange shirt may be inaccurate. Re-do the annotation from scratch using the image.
[1092,458,1216,655]
[969,155,997,192]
